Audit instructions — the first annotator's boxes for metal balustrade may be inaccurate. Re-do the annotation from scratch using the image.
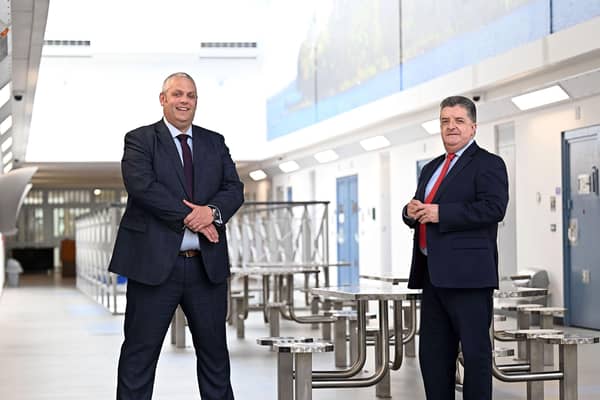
[227,201,331,282]
[75,206,124,314]
[74,201,332,316]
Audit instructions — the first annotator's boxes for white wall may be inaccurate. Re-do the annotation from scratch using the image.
[269,94,600,307]
[0,234,5,293]
[272,151,384,283]
[510,95,600,306]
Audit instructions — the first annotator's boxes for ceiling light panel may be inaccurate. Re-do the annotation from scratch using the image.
[359,135,390,151]
[421,119,440,134]
[278,160,300,173]
[249,169,267,181]
[314,150,339,163]
[2,150,13,165]
[1,136,12,152]
[511,85,570,111]
[0,115,12,135]
[0,82,10,109]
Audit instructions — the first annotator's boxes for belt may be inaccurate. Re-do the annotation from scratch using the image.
[178,250,200,258]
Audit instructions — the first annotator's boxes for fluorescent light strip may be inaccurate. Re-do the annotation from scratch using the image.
[249,169,267,181]
[314,149,339,163]
[359,135,390,151]
[2,150,13,165]
[511,85,569,111]
[0,83,10,109]
[0,115,12,135]
[421,119,440,134]
[3,162,12,173]
[278,160,299,173]
[1,136,11,152]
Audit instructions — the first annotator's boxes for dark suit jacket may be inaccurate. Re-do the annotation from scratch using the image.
[108,120,244,285]
[403,142,508,289]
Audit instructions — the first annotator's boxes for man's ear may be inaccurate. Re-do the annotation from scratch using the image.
[159,92,165,105]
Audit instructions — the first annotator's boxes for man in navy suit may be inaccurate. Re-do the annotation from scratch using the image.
[403,96,508,400]
[109,72,244,400]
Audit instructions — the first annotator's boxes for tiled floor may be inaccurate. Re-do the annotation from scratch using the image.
[1,272,599,399]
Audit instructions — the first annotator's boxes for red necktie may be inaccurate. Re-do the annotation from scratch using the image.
[419,153,456,251]
[176,134,193,197]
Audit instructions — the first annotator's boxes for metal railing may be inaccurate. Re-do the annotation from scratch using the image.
[75,206,124,314]
[227,201,331,280]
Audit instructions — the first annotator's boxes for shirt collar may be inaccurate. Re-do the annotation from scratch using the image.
[163,117,193,139]
[450,138,475,158]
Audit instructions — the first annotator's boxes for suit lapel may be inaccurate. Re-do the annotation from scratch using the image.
[433,142,478,202]
[192,126,209,202]
[155,121,188,197]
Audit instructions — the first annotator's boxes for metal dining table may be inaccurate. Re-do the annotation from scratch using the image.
[310,285,421,397]
[230,265,321,337]
[359,273,416,357]
[494,287,549,360]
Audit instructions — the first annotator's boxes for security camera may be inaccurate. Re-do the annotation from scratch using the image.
[472,95,481,102]
[13,93,23,101]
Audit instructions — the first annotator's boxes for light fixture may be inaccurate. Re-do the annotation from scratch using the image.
[3,161,12,173]
[0,115,12,135]
[249,169,267,181]
[93,189,102,196]
[511,85,570,111]
[1,136,11,152]
[421,119,440,134]
[359,135,390,151]
[278,160,299,173]
[2,150,13,165]
[314,149,339,163]
[0,82,10,109]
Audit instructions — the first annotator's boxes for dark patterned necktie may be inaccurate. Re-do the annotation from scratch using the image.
[176,134,193,196]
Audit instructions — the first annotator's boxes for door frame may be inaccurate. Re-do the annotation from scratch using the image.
[561,126,599,326]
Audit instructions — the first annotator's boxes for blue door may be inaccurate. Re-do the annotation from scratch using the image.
[563,126,600,329]
[336,175,359,286]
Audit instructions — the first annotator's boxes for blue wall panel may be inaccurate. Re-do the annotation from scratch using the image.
[552,0,600,32]
[402,0,549,89]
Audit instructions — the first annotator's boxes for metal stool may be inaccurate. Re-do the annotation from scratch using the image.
[272,341,334,400]
[523,306,566,365]
[257,336,316,400]
[536,333,600,400]
[503,328,563,400]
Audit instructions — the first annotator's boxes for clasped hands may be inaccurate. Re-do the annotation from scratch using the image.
[406,199,439,224]
[182,199,219,243]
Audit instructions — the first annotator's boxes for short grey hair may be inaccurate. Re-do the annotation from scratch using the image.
[161,72,196,94]
[440,96,477,123]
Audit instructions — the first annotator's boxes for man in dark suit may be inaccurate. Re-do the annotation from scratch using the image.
[109,72,244,400]
[403,96,508,400]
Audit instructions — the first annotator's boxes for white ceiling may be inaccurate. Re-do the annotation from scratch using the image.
[6,3,600,188]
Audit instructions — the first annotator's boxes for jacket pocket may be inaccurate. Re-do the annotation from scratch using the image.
[452,237,488,249]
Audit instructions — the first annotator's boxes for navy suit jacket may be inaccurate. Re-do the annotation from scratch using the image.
[108,120,244,285]
[403,142,508,289]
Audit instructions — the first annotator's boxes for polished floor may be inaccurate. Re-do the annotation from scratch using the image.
[1,272,599,400]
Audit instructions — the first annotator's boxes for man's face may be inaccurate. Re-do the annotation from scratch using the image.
[160,76,197,131]
[439,105,476,153]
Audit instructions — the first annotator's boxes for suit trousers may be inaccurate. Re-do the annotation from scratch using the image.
[116,255,234,400]
[419,266,493,400]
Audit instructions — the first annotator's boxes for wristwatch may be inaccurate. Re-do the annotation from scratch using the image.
[208,205,223,226]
